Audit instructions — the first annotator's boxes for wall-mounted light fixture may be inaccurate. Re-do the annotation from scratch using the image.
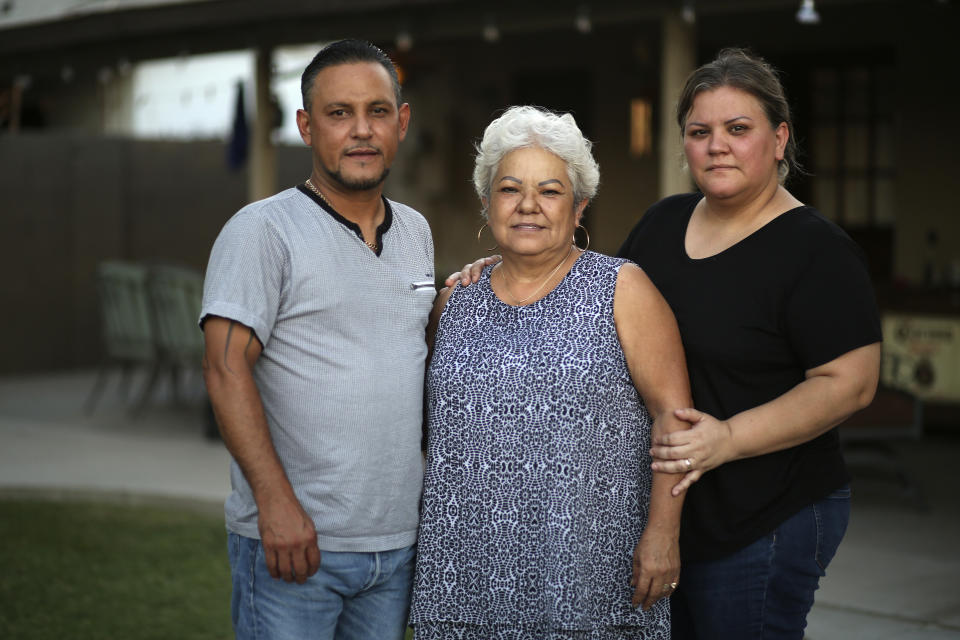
[630,98,653,157]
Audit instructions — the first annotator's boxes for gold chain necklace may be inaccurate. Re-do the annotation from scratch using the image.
[498,244,574,305]
[304,179,378,252]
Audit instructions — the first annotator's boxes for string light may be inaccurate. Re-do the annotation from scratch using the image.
[575,5,591,34]
[395,29,413,52]
[482,17,500,43]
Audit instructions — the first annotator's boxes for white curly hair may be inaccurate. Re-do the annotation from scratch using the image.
[473,106,600,219]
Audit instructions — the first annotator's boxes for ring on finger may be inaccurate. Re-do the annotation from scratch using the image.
[683,458,692,469]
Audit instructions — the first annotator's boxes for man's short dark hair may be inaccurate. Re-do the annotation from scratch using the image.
[301,39,402,112]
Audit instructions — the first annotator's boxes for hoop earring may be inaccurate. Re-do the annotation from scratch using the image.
[574,224,590,252]
[477,223,499,252]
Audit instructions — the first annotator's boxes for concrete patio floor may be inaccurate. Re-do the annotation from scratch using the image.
[1,369,958,639]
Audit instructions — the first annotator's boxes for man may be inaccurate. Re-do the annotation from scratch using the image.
[200,39,435,640]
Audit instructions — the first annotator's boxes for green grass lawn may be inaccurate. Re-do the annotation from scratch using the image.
[0,495,416,639]
[0,495,232,639]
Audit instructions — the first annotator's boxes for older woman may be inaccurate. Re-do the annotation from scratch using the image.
[619,49,882,639]
[409,106,692,639]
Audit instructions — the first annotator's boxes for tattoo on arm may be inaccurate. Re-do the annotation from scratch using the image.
[223,321,236,374]
[222,321,257,374]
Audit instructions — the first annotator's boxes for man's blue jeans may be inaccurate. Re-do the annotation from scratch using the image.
[228,533,415,640]
[670,486,851,639]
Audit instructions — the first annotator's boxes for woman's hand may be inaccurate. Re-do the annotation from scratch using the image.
[650,408,736,496]
[630,527,680,610]
[650,343,882,497]
[443,255,501,288]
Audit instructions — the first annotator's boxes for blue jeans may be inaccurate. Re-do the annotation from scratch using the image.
[228,533,415,640]
[671,486,851,640]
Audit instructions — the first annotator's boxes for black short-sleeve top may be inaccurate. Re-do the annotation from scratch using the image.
[617,193,882,561]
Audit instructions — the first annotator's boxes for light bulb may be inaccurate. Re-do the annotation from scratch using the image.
[796,0,820,24]
[396,30,413,52]
[483,19,500,43]
[575,6,591,34]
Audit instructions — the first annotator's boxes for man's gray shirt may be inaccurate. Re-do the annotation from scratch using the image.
[201,187,435,552]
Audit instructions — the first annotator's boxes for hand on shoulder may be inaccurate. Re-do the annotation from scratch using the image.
[444,255,502,288]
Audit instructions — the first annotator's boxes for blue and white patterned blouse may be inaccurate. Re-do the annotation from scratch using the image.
[410,251,669,639]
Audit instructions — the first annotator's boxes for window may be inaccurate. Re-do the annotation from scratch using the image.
[806,60,896,228]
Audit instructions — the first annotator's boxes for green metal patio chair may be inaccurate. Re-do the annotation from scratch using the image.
[140,264,206,413]
[85,260,156,414]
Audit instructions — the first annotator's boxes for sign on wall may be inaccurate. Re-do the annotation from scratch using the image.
[881,313,960,401]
